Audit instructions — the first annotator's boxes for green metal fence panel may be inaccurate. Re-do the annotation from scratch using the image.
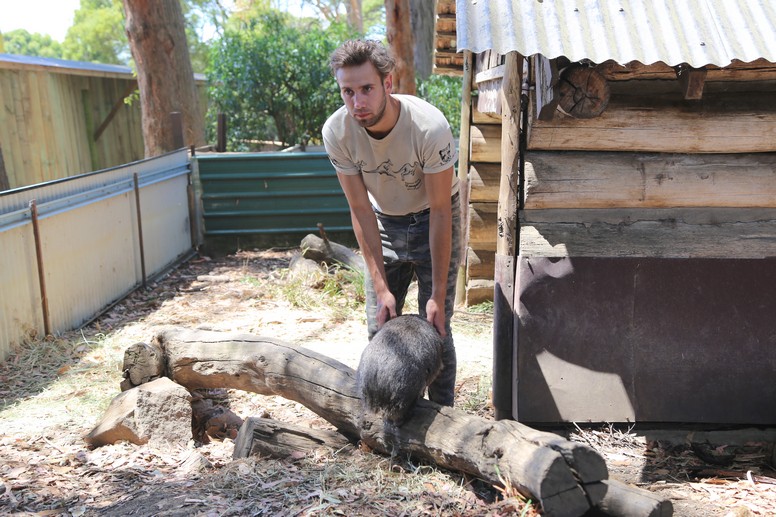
[195,152,353,239]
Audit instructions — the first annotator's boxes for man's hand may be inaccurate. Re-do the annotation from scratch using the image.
[426,297,447,337]
[376,290,398,329]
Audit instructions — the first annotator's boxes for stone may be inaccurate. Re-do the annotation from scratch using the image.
[85,377,192,448]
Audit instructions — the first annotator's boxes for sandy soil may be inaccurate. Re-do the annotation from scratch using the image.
[1,248,774,516]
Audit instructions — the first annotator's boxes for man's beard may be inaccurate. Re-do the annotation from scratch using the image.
[353,88,387,129]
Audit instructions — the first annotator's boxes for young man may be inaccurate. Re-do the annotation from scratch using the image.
[322,39,461,406]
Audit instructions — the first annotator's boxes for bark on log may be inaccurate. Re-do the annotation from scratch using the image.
[120,341,165,391]
[590,480,674,517]
[300,234,364,272]
[142,327,670,517]
[233,417,351,459]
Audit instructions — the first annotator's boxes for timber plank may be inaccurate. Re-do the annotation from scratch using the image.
[472,107,501,125]
[524,151,776,209]
[468,202,498,251]
[519,208,776,259]
[471,124,501,163]
[469,162,500,202]
[529,90,776,153]
[465,279,494,306]
[466,247,495,279]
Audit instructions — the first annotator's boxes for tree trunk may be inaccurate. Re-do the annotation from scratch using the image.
[410,0,435,80]
[346,0,363,33]
[122,0,205,157]
[385,0,416,94]
[142,327,633,517]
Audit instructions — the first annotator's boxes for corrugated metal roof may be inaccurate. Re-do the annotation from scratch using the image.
[0,53,207,81]
[456,0,776,67]
[0,53,134,76]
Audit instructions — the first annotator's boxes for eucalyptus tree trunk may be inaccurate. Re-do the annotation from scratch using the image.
[385,0,415,94]
[347,0,363,33]
[122,0,205,157]
[410,0,435,80]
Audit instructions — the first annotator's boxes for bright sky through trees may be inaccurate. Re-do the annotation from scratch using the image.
[0,0,317,43]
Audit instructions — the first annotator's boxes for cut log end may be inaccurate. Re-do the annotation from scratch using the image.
[558,64,610,119]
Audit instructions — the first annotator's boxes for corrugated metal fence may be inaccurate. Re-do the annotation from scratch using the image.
[0,149,193,361]
[194,152,353,247]
[0,149,354,362]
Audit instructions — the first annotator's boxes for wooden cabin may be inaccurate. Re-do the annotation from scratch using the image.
[436,0,776,424]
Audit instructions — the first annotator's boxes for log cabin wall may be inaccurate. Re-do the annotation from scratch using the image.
[461,54,776,301]
[520,58,776,258]
[515,58,776,424]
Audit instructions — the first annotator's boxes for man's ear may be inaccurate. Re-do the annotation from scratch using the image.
[384,72,393,94]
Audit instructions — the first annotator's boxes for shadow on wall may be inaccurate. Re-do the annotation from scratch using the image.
[514,255,776,426]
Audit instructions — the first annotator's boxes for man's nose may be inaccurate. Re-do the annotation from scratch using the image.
[352,93,366,108]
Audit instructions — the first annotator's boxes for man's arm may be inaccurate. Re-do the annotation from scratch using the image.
[424,166,455,336]
[336,172,397,327]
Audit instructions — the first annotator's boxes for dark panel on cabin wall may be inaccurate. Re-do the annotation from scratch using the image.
[513,256,776,425]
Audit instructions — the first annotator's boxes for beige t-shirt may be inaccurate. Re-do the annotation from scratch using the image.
[322,94,459,216]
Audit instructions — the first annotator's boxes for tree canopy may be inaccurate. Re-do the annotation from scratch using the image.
[1,30,63,59]
[1,0,461,150]
[63,0,127,64]
[207,7,353,149]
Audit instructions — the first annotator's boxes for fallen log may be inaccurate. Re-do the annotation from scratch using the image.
[233,417,351,459]
[590,480,674,517]
[300,233,364,272]
[142,327,670,517]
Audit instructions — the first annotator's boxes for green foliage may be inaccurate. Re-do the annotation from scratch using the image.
[207,8,353,150]
[63,0,127,64]
[416,74,462,138]
[181,0,231,72]
[362,0,386,37]
[2,29,63,58]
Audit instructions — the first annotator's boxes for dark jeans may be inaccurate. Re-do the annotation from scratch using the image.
[364,193,462,406]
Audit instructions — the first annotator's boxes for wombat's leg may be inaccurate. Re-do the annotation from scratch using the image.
[427,333,457,406]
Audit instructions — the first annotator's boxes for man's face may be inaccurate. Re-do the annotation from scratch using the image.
[335,61,391,129]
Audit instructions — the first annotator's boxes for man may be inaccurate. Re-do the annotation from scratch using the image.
[322,39,461,407]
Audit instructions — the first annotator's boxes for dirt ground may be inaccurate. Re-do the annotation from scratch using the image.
[1,248,775,516]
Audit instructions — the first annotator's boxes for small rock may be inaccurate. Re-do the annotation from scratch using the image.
[85,377,192,448]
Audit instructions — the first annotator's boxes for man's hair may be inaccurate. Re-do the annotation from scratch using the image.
[329,39,395,80]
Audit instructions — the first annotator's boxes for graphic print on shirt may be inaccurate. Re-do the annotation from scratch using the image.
[438,143,453,166]
[358,159,423,191]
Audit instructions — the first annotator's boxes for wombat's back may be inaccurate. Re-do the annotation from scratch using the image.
[356,315,443,425]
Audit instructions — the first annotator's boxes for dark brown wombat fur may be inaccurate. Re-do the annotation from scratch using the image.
[356,314,443,425]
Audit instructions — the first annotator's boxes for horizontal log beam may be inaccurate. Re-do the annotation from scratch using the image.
[596,58,776,82]
[529,89,776,153]
[465,279,495,306]
[468,202,498,251]
[466,247,495,279]
[471,124,502,163]
[469,163,500,202]
[473,108,501,125]
[524,151,776,209]
[520,208,776,258]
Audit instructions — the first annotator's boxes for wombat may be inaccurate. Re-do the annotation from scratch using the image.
[356,314,444,425]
